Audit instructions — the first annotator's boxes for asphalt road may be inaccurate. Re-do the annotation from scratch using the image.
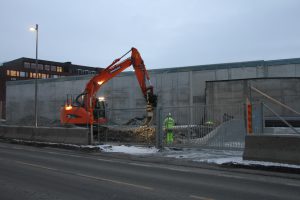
[0,142,300,200]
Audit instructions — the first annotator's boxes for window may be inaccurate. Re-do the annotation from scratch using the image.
[57,66,63,72]
[38,64,43,70]
[24,62,30,68]
[85,70,89,74]
[77,69,82,75]
[9,70,19,77]
[44,65,50,71]
[53,75,58,78]
[20,71,26,77]
[31,63,37,69]
[30,72,37,78]
[11,78,17,81]
[6,70,10,76]
[41,74,47,79]
[51,65,56,71]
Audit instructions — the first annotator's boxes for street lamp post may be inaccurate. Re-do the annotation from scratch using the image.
[30,24,39,128]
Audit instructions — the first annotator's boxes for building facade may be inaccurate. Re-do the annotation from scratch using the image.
[0,57,102,118]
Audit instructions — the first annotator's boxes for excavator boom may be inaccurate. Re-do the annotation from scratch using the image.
[60,47,157,126]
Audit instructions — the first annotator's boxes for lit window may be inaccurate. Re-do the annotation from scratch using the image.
[30,72,37,78]
[10,70,18,77]
[41,74,47,79]
[57,66,63,72]
[6,70,10,76]
[24,62,30,68]
[44,65,50,71]
[51,65,56,71]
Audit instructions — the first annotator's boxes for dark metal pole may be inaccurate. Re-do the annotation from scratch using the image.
[34,24,39,128]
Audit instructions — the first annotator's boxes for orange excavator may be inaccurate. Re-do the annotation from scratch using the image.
[60,47,157,126]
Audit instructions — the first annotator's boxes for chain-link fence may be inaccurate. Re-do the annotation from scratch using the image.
[5,98,248,149]
[156,104,246,150]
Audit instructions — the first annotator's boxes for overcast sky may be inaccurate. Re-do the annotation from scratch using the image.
[1,0,300,69]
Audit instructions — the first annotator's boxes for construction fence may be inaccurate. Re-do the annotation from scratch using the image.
[94,104,247,150]
[156,104,246,149]
[4,99,248,149]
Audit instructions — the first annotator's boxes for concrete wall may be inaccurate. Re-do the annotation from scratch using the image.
[206,78,300,117]
[243,135,300,165]
[5,58,300,124]
[0,125,89,145]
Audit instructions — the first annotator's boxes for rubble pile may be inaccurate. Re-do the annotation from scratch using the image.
[98,125,156,143]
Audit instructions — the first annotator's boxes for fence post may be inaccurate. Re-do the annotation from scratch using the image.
[155,107,163,149]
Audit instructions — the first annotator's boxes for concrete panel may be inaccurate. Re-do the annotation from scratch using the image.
[0,125,89,145]
[231,67,256,79]
[206,81,246,105]
[215,69,228,80]
[268,65,296,77]
[243,135,300,165]
[192,71,215,105]
[206,78,300,116]
[295,64,300,76]
[256,65,267,78]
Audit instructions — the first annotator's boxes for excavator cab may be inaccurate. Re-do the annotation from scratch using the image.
[94,97,106,120]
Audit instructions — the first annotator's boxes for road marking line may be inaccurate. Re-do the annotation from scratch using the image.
[16,161,59,172]
[128,162,152,167]
[76,173,153,190]
[189,194,214,200]
[214,173,244,179]
[15,161,153,191]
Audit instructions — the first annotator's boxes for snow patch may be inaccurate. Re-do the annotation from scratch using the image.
[98,144,159,155]
[163,148,300,169]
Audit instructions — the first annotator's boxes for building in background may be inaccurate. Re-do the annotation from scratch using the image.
[0,57,102,119]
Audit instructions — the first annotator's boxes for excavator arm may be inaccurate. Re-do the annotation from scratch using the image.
[60,47,157,126]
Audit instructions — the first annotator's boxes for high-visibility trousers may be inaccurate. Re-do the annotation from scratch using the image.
[166,131,174,144]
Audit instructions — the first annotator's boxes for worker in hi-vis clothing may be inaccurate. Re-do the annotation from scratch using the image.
[164,113,175,145]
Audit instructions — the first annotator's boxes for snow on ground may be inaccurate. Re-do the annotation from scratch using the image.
[96,145,300,169]
[96,144,300,168]
[162,148,300,168]
[98,144,159,155]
